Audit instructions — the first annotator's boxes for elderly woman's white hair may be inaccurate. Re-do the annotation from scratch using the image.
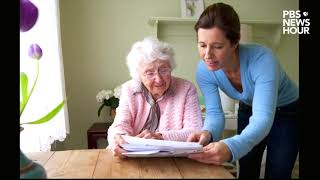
[126,37,176,80]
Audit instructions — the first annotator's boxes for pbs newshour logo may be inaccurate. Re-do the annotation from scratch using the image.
[283,10,310,34]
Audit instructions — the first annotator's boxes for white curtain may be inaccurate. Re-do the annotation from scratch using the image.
[20,0,69,152]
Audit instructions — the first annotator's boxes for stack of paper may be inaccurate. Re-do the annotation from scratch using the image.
[120,135,203,157]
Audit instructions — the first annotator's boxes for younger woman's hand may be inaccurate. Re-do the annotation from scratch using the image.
[188,141,232,165]
[187,130,212,146]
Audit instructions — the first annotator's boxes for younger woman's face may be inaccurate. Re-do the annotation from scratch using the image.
[197,27,238,71]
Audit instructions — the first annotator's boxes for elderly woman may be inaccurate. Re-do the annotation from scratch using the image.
[107,37,203,157]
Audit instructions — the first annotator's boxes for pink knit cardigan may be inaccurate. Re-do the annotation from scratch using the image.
[107,77,203,148]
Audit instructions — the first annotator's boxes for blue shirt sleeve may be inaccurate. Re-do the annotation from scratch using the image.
[196,61,225,142]
[222,49,280,162]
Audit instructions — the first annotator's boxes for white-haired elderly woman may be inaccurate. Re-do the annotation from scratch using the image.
[107,37,203,157]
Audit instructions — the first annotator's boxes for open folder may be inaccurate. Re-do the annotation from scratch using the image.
[120,135,203,157]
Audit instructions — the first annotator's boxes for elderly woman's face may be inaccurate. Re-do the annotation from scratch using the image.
[139,59,172,99]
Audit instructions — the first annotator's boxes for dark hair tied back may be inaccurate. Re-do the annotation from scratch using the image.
[195,2,240,45]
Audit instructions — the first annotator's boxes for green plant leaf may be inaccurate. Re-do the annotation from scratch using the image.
[20,61,40,117]
[20,72,29,113]
[110,97,119,109]
[104,99,111,106]
[97,103,105,117]
[21,100,65,125]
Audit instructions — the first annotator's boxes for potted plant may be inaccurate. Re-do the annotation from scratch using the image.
[96,85,121,120]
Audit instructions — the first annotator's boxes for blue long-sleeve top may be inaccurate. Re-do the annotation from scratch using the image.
[196,43,299,162]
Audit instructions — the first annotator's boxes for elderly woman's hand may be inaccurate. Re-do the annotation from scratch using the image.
[188,141,232,165]
[136,129,163,140]
[187,130,212,146]
[113,134,128,158]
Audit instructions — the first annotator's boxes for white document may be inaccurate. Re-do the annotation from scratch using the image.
[120,135,203,157]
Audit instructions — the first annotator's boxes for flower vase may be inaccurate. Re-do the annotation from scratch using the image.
[110,108,116,120]
[20,149,47,179]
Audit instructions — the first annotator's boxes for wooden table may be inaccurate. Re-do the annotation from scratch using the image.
[27,149,235,179]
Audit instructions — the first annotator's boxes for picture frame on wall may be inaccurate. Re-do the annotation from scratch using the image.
[180,0,204,18]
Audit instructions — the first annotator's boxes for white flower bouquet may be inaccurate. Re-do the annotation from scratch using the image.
[96,85,122,117]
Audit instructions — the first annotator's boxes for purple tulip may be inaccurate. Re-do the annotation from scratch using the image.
[28,44,43,60]
[20,0,39,32]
